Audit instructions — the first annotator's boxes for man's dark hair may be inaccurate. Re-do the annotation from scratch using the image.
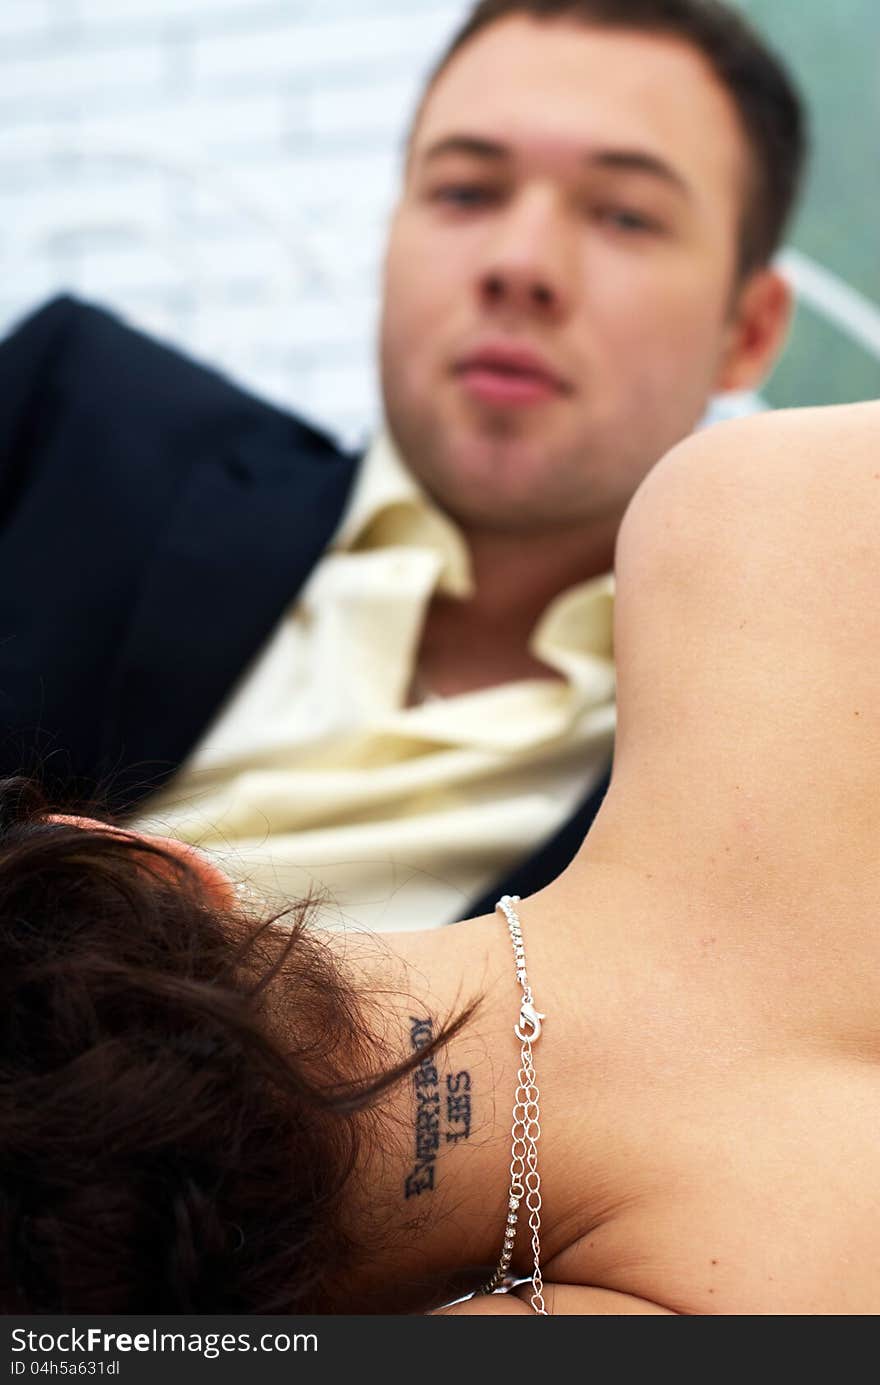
[0,778,474,1312]
[418,0,808,280]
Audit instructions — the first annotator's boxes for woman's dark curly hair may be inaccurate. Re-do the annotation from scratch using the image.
[0,777,471,1313]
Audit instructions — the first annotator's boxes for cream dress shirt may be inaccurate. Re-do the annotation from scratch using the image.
[131,431,616,931]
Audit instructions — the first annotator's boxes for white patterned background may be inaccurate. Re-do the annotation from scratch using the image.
[0,0,470,448]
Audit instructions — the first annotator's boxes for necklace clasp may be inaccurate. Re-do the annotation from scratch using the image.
[515,1000,546,1043]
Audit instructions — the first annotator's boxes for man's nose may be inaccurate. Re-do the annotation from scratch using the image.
[476,191,574,321]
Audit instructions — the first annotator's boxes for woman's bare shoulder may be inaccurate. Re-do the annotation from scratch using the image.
[656,399,880,477]
[621,400,880,561]
[615,398,880,641]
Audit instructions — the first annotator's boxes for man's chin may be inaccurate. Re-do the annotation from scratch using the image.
[422,466,576,535]
[422,432,562,500]
[390,407,598,526]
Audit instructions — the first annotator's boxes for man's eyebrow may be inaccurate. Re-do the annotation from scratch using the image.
[415,136,693,201]
[587,149,692,200]
[419,135,510,164]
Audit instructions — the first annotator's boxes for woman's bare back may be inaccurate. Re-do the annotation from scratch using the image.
[429,403,880,1313]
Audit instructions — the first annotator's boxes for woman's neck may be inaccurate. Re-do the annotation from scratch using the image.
[316,914,554,1312]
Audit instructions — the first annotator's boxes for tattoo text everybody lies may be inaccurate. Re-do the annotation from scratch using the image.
[404,1016,472,1200]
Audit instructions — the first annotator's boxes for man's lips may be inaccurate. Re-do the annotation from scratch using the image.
[453,345,572,407]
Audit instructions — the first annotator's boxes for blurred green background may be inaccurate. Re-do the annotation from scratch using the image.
[735,0,880,405]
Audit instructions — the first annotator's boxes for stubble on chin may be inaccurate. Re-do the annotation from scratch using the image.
[416,439,561,533]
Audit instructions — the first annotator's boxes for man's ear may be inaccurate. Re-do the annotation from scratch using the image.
[714,267,793,394]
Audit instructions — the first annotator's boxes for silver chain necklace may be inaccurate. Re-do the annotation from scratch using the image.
[480,894,548,1315]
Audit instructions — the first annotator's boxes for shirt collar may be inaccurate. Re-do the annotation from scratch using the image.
[331,429,615,724]
[331,429,474,598]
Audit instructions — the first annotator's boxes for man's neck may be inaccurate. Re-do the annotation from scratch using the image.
[414,519,615,699]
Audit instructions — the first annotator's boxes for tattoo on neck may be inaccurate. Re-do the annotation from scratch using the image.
[403,1016,473,1200]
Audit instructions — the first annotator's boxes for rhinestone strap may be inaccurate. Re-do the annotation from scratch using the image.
[480,894,548,1315]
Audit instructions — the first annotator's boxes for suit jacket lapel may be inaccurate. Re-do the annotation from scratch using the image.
[102,424,357,807]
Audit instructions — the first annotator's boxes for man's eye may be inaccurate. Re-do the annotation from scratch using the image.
[430,184,498,208]
[593,205,663,234]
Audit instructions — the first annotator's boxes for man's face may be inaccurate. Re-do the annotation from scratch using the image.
[380,18,767,538]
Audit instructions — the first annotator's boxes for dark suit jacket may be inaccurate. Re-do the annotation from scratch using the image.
[0,295,609,913]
